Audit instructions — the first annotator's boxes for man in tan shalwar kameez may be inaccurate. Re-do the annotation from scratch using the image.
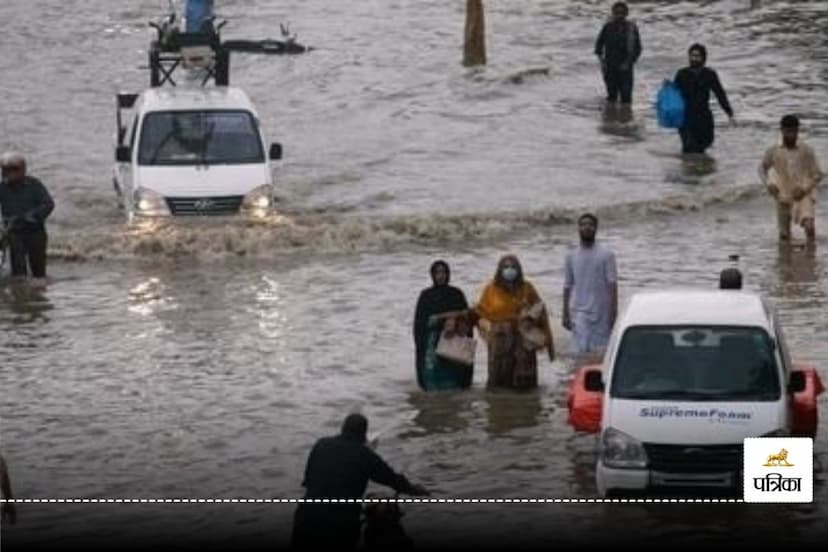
[759,114,824,242]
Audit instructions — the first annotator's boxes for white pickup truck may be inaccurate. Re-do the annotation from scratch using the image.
[566,289,824,497]
[113,87,282,218]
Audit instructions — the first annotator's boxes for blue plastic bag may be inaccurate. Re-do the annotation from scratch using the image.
[656,79,685,128]
[185,0,215,33]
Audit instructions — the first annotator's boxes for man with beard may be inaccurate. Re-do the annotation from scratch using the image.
[594,2,642,105]
[759,114,824,243]
[674,44,735,154]
[562,213,618,355]
[291,414,429,551]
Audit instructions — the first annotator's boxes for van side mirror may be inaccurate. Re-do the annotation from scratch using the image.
[585,369,604,392]
[788,371,806,394]
[269,143,282,160]
[116,145,131,163]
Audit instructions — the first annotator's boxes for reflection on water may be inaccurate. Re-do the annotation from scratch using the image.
[777,243,821,286]
[599,102,642,140]
[404,391,472,437]
[0,282,54,323]
[482,389,543,437]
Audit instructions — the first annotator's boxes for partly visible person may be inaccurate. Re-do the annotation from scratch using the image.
[0,152,55,280]
[291,414,428,551]
[472,255,554,390]
[413,260,473,391]
[594,1,642,105]
[759,114,824,243]
[1,453,16,525]
[719,268,743,290]
[562,213,618,355]
[674,44,735,154]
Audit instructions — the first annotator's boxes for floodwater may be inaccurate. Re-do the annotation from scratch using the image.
[1,0,827,549]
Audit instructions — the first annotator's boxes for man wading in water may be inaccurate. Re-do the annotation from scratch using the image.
[674,44,735,154]
[759,114,824,243]
[594,2,642,106]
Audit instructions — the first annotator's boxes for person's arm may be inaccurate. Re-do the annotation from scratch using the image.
[594,24,606,59]
[710,70,734,119]
[802,146,825,193]
[606,252,619,329]
[758,147,780,198]
[562,254,574,331]
[367,449,428,496]
[27,179,55,223]
[0,454,16,525]
[631,22,642,64]
[413,291,427,345]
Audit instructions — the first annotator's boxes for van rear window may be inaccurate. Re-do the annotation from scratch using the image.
[610,326,781,402]
[138,110,264,165]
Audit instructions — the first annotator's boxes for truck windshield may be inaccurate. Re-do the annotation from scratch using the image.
[138,110,264,165]
[610,326,781,401]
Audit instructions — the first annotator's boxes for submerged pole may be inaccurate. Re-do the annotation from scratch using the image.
[463,0,487,67]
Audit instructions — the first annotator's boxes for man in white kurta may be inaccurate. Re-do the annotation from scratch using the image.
[562,213,618,355]
[759,114,824,242]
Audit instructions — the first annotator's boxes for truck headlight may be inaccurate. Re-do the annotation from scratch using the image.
[242,185,273,212]
[600,427,648,469]
[133,187,170,216]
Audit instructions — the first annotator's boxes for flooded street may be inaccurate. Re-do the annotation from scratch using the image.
[2,0,828,549]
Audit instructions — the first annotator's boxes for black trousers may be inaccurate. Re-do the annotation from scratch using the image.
[7,229,48,278]
[603,66,634,104]
[679,108,715,154]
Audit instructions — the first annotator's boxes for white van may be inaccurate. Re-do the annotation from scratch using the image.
[113,87,282,218]
[579,290,810,496]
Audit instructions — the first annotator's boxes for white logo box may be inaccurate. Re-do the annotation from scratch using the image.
[743,437,813,503]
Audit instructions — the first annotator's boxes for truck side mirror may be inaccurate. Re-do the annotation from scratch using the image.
[788,371,806,394]
[116,145,131,163]
[585,369,604,392]
[269,142,282,161]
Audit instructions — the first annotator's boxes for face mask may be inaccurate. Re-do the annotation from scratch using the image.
[501,267,518,282]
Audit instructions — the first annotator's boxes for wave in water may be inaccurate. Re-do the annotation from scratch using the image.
[47,183,766,261]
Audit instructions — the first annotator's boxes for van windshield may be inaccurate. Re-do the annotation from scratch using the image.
[610,326,781,401]
[138,110,264,165]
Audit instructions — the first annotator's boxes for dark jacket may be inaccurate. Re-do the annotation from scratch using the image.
[595,20,642,69]
[292,434,416,550]
[674,66,733,117]
[0,176,55,233]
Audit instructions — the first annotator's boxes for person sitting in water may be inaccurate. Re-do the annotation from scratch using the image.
[413,260,473,391]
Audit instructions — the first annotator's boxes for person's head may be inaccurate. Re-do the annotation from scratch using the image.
[719,268,743,290]
[688,43,707,68]
[430,260,450,287]
[611,2,629,21]
[0,152,27,185]
[780,114,800,148]
[578,213,599,244]
[341,413,368,444]
[494,254,524,289]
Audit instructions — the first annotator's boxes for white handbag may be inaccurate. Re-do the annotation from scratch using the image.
[435,332,477,366]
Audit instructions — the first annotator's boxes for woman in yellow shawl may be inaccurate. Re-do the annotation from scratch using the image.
[472,255,555,390]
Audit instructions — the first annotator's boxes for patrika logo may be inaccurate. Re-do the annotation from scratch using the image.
[743,438,813,503]
[762,448,793,467]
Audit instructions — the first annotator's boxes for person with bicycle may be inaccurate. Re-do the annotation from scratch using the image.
[0,152,55,280]
[291,413,429,550]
